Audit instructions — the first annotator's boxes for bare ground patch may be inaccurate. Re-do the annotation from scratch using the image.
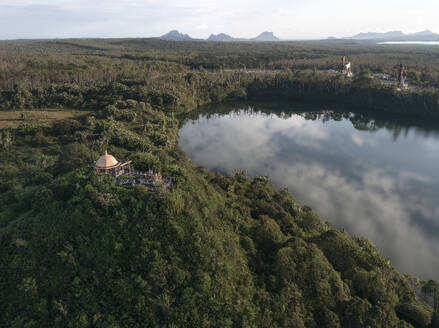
[0,109,91,128]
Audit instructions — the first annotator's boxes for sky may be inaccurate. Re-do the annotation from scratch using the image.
[0,0,438,40]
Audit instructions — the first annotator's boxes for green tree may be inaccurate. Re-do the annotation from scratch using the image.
[0,130,12,150]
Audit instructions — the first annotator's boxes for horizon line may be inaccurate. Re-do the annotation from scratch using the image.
[0,28,437,42]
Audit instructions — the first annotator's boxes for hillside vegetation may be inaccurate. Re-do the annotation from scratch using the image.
[0,39,438,327]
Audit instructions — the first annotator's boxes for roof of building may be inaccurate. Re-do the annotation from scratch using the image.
[95,151,119,169]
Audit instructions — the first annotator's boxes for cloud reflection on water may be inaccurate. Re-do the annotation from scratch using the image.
[179,109,439,279]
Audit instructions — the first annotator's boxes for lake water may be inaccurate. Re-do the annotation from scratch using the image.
[179,102,439,279]
[378,41,439,45]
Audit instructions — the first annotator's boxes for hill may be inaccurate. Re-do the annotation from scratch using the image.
[207,33,235,41]
[0,103,435,327]
[160,30,193,41]
[252,31,280,41]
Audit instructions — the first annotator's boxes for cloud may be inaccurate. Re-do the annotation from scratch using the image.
[1,0,439,39]
[351,134,377,146]
[197,23,209,30]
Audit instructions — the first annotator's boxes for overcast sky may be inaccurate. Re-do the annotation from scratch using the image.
[0,0,437,40]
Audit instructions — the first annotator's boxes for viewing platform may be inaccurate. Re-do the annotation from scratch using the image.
[94,151,171,190]
[115,169,171,190]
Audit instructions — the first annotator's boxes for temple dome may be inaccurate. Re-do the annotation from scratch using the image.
[95,151,119,169]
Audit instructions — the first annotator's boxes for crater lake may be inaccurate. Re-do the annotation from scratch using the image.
[179,102,439,279]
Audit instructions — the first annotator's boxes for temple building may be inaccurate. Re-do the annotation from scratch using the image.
[398,63,408,90]
[94,151,132,177]
[341,56,353,78]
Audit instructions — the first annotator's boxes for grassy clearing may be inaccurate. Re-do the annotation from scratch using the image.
[0,109,90,128]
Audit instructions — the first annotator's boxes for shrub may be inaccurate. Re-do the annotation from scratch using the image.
[395,303,431,328]
[131,152,161,171]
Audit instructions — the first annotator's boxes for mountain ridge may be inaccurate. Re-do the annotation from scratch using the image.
[346,29,439,40]
[161,30,281,42]
[351,31,405,40]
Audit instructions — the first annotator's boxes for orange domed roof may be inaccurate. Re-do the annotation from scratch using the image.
[95,151,119,169]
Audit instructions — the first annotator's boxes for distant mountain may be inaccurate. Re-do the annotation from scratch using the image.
[160,30,193,41]
[159,30,281,42]
[348,29,439,41]
[251,31,280,42]
[207,33,235,42]
[411,29,436,36]
[351,31,404,40]
[208,32,280,42]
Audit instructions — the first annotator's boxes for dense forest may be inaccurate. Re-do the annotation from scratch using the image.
[1,39,439,117]
[1,39,439,327]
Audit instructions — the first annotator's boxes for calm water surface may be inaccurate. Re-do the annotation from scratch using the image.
[179,103,439,279]
[378,41,439,45]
